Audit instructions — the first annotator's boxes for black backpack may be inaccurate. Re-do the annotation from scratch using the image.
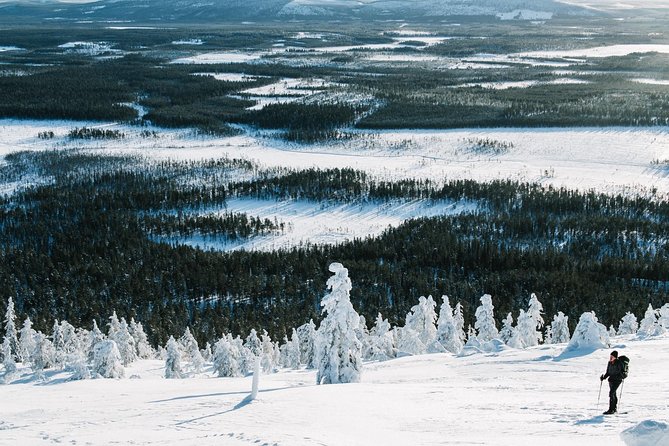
[619,355,630,379]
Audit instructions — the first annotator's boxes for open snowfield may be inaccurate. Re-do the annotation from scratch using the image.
[1,336,668,445]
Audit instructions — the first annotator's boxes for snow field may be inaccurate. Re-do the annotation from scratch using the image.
[2,336,668,445]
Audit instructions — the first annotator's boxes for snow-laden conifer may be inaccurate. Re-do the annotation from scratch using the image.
[3,297,19,361]
[608,325,617,338]
[51,320,65,369]
[658,304,669,331]
[436,296,463,354]
[453,302,466,348]
[526,293,545,344]
[474,294,499,342]
[550,312,570,344]
[164,336,183,379]
[2,337,17,382]
[113,318,138,366]
[107,311,121,340]
[296,320,317,369]
[499,312,514,344]
[366,313,395,361]
[315,262,362,385]
[356,315,372,358]
[544,325,553,345]
[180,327,204,374]
[396,326,426,355]
[31,332,54,380]
[564,312,609,352]
[88,320,105,362]
[285,328,301,370]
[129,318,153,360]
[638,304,662,338]
[93,340,124,379]
[618,312,638,335]
[245,329,262,357]
[406,295,438,349]
[212,336,241,377]
[201,342,213,362]
[19,317,36,364]
[260,330,278,374]
[516,309,537,348]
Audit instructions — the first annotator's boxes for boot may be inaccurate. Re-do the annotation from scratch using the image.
[603,409,617,415]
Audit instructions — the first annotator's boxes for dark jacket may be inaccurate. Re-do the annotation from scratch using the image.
[603,359,624,382]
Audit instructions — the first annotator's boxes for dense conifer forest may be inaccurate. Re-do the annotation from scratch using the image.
[1,151,667,346]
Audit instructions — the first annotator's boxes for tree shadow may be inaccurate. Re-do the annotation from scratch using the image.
[149,385,291,404]
[574,415,605,425]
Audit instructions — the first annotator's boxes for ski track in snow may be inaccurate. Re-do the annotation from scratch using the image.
[2,336,669,445]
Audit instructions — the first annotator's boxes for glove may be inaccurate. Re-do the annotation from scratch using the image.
[600,375,605,381]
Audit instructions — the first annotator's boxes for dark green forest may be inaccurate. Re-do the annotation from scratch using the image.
[1,151,667,346]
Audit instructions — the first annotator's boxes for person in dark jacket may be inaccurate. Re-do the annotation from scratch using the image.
[600,350,624,415]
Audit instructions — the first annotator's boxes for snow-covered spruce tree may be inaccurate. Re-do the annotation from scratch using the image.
[285,328,301,370]
[260,330,277,374]
[180,327,204,374]
[618,312,638,335]
[499,313,514,344]
[115,318,138,366]
[436,296,463,354]
[474,294,499,343]
[396,326,426,356]
[366,313,396,361]
[356,315,372,358]
[405,295,439,351]
[88,320,106,362]
[51,320,65,369]
[296,320,317,369]
[107,311,121,341]
[544,325,553,345]
[2,337,17,382]
[638,304,661,338]
[550,312,570,344]
[526,293,545,345]
[245,329,262,357]
[129,318,153,360]
[516,309,537,348]
[315,262,363,385]
[165,336,183,379]
[564,312,609,352]
[453,302,466,348]
[658,304,669,331]
[201,342,213,362]
[3,297,19,361]
[608,325,617,338]
[18,317,37,364]
[31,332,54,380]
[93,340,124,379]
[506,326,524,349]
[212,336,241,378]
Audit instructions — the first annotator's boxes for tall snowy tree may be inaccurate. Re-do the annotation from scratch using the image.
[180,327,204,374]
[18,317,36,364]
[107,311,121,341]
[436,296,463,354]
[113,318,138,366]
[164,336,183,379]
[296,320,317,369]
[2,337,17,382]
[544,325,553,345]
[395,326,426,356]
[284,329,301,370]
[51,320,65,369]
[658,304,669,331]
[618,312,638,335]
[564,312,609,352]
[212,336,241,378]
[516,309,537,348]
[31,332,54,380]
[499,313,514,344]
[2,297,19,361]
[366,313,395,361]
[315,262,363,385]
[550,312,571,344]
[474,294,499,342]
[406,295,439,351]
[129,318,153,360]
[638,304,661,338]
[93,340,124,379]
[526,293,545,344]
[88,320,106,362]
[453,302,466,348]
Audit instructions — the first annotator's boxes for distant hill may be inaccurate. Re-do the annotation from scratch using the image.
[0,0,593,24]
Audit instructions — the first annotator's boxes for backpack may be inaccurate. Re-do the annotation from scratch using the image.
[619,355,630,379]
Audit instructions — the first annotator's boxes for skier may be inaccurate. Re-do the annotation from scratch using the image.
[600,350,624,415]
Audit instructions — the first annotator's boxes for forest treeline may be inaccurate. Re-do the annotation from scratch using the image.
[0,151,668,348]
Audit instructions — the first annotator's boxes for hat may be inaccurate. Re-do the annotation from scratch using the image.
[610,350,618,358]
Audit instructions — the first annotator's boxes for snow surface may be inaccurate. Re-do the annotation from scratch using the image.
[2,335,669,445]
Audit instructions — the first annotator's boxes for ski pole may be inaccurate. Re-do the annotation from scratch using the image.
[619,380,625,411]
[597,379,603,409]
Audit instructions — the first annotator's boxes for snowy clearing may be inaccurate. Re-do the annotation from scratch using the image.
[2,336,668,445]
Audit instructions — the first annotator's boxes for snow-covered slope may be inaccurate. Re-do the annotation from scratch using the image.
[2,335,668,445]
